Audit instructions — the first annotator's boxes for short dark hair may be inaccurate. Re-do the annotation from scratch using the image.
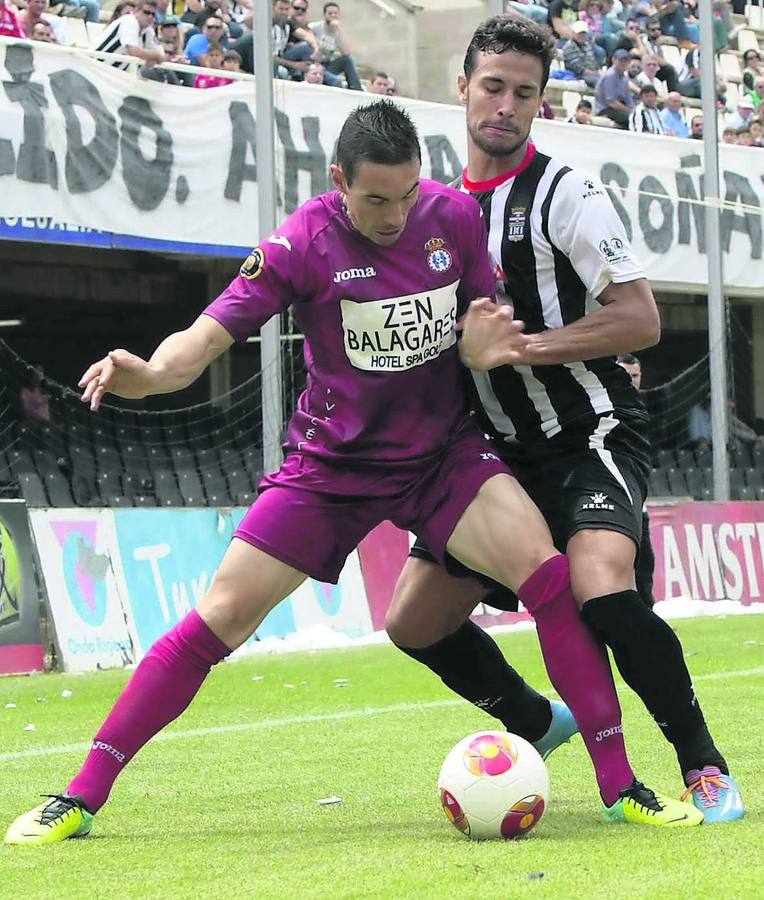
[463,16,556,93]
[617,352,639,366]
[323,1,339,10]
[336,100,421,186]
[691,115,703,126]
[640,84,657,95]
[373,71,389,80]
[224,49,242,63]
[206,41,224,54]
[577,99,592,110]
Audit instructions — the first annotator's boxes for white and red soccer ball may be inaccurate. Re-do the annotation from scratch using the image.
[438,731,550,840]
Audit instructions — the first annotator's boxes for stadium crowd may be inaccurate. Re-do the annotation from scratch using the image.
[1,0,763,141]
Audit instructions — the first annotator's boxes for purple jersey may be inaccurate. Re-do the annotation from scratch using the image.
[204,179,494,467]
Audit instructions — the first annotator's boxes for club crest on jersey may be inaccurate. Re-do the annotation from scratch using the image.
[240,248,265,280]
[506,207,526,242]
[425,237,452,273]
[598,237,627,263]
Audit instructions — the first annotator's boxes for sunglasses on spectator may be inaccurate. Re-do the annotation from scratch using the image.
[141,7,156,15]
[292,5,308,10]
[207,23,223,28]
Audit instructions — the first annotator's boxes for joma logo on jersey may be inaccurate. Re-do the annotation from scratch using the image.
[334,266,376,283]
[581,492,615,511]
[506,207,526,242]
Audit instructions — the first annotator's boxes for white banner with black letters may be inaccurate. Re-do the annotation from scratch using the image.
[0,37,762,291]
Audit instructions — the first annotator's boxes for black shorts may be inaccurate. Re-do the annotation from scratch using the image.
[410,448,648,611]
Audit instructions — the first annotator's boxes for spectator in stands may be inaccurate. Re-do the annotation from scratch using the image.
[65,0,101,24]
[272,0,319,80]
[736,126,754,147]
[660,90,689,136]
[563,20,602,88]
[742,48,763,92]
[0,0,24,37]
[722,125,738,144]
[31,18,54,40]
[369,71,390,94]
[385,74,396,95]
[728,95,756,130]
[222,47,241,71]
[568,97,594,123]
[108,1,137,23]
[308,2,363,90]
[304,60,325,83]
[595,47,636,127]
[548,0,580,42]
[689,113,702,139]
[677,46,700,98]
[635,16,679,91]
[158,15,183,55]
[184,15,229,65]
[93,0,166,69]
[193,41,234,86]
[746,75,764,109]
[750,119,764,147]
[18,0,64,42]
[636,54,668,97]
[537,98,555,118]
[627,52,643,83]
[653,0,699,47]
[20,367,50,422]
[190,0,243,39]
[504,0,550,26]
[629,83,666,132]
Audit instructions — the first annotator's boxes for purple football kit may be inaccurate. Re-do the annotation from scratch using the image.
[204,180,509,581]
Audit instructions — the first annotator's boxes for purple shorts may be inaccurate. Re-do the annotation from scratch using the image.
[234,423,510,583]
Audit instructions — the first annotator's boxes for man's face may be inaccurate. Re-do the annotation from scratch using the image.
[647,21,661,40]
[691,117,703,137]
[324,3,339,24]
[458,49,543,160]
[370,75,389,94]
[628,60,641,78]
[573,29,587,44]
[331,158,420,246]
[751,121,762,139]
[615,55,630,73]
[619,361,642,390]
[290,1,308,22]
[305,62,324,83]
[28,0,46,16]
[273,0,291,24]
[755,78,764,95]
[32,21,53,40]
[739,105,753,120]
[136,3,157,28]
[643,60,659,77]
[722,129,737,144]
[642,90,658,108]
[625,19,640,36]
[666,92,681,112]
[204,17,224,37]
[738,131,753,146]
[160,24,177,41]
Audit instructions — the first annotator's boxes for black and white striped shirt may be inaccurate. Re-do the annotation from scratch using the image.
[456,145,650,462]
[93,14,160,68]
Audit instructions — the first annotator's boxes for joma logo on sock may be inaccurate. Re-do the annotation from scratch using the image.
[92,740,126,763]
[595,725,624,742]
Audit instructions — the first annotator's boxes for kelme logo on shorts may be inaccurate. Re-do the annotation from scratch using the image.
[581,492,615,511]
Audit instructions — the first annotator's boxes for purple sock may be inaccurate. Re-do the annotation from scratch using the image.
[518,555,635,807]
[67,609,231,813]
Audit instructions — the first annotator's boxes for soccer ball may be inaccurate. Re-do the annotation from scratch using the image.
[438,731,550,840]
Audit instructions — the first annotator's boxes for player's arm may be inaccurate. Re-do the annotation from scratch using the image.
[518,277,660,365]
[79,315,234,411]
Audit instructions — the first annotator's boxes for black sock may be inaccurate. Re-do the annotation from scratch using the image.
[394,620,553,743]
[581,591,728,776]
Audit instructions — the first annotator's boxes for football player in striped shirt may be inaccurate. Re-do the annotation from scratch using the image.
[387,15,744,825]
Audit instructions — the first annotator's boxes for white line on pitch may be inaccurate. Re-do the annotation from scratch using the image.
[1,665,762,764]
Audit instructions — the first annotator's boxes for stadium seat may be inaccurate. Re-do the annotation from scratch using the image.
[170,446,196,471]
[122,443,151,476]
[154,469,182,507]
[33,447,66,477]
[71,473,98,507]
[95,443,122,474]
[123,471,153,499]
[219,446,243,473]
[67,17,90,49]
[746,467,764,493]
[719,52,743,84]
[694,447,712,469]
[8,448,35,474]
[44,471,75,506]
[667,467,689,496]
[197,446,221,474]
[562,90,582,119]
[178,471,205,506]
[109,495,133,508]
[661,45,682,69]
[656,448,676,469]
[87,20,106,44]
[648,467,670,496]
[738,29,760,53]
[226,467,253,500]
[96,470,122,505]
[674,448,694,469]
[730,468,746,500]
[745,4,764,28]
[202,469,230,506]
[133,495,159,507]
[730,444,753,470]
[684,467,705,499]
[19,472,48,507]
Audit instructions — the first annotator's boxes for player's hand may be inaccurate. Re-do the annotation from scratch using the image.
[78,349,159,412]
[456,297,531,371]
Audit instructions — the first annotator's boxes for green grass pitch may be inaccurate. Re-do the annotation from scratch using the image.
[1,615,762,899]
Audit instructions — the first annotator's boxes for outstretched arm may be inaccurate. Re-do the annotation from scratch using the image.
[79,314,234,411]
